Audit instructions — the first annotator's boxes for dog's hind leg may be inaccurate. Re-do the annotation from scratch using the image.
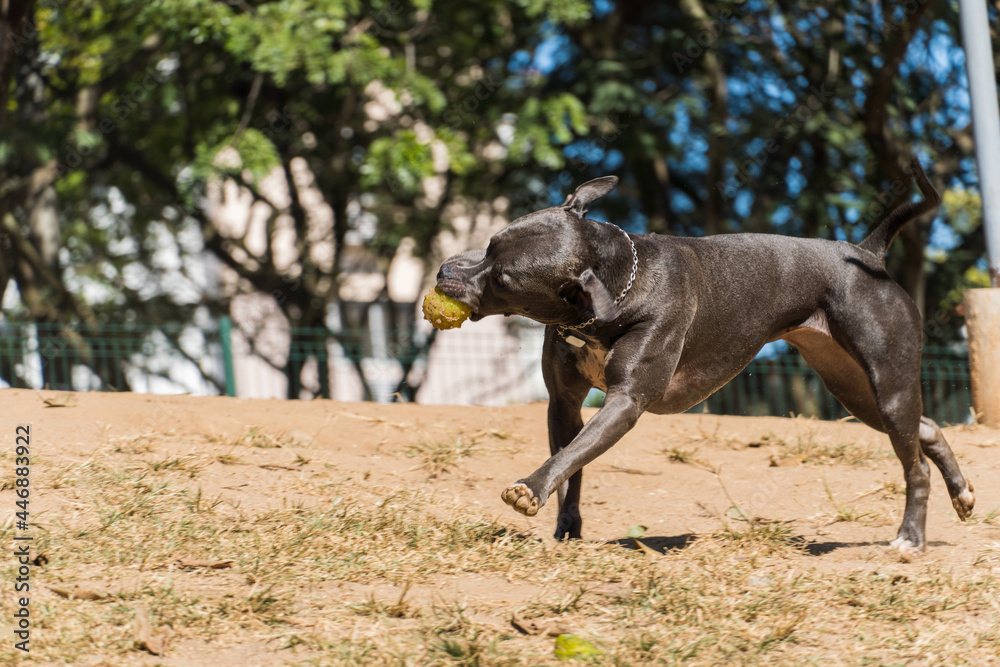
[881,401,933,553]
[786,329,976,525]
[826,336,932,553]
[783,312,939,552]
[918,416,975,520]
[825,345,931,552]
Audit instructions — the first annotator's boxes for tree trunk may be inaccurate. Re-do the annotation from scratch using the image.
[0,1,37,127]
[679,0,728,236]
[898,223,927,318]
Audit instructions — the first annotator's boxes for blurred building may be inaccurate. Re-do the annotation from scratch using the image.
[203,143,546,405]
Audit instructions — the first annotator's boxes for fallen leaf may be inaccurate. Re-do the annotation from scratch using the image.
[511,615,572,637]
[770,454,806,467]
[554,634,602,660]
[176,558,235,570]
[133,604,167,655]
[48,583,108,600]
[726,506,750,522]
[624,525,647,539]
[42,393,77,408]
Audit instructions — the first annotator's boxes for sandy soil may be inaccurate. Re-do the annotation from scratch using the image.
[3,388,1000,664]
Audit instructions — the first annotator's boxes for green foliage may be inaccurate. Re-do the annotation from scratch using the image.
[361,131,434,193]
[943,189,983,236]
[0,0,992,357]
[518,0,592,24]
[923,187,990,342]
[193,129,283,183]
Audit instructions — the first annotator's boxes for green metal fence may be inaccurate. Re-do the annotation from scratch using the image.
[0,322,227,396]
[0,321,974,424]
[691,345,972,424]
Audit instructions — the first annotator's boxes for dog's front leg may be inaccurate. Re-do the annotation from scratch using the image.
[502,327,681,519]
[501,392,650,517]
[541,331,591,539]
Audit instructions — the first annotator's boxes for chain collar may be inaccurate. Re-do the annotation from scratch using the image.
[557,223,638,339]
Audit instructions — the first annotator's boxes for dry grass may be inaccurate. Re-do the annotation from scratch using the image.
[672,422,888,468]
[965,505,1000,525]
[661,446,700,464]
[406,437,479,475]
[683,422,745,449]
[2,424,998,666]
[763,430,890,467]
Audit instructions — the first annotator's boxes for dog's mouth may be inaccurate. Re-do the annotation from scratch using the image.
[435,279,479,319]
[436,279,470,301]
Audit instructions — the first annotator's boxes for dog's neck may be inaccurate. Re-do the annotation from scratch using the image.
[558,221,638,341]
[590,220,638,310]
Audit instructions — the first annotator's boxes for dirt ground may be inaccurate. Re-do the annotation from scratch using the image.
[2,388,999,665]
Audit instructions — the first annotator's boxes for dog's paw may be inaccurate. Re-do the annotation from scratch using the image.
[952,482,975,521]
[554,511,582,540]
[889,535,924,559]
[501,482,541,516]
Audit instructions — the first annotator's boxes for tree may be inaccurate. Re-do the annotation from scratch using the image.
[540,0,992,326]
[1,0,598,395]
[1,0,994,397]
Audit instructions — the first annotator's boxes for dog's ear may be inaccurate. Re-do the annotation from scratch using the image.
[561,176,619,218]
[559,269,619,322]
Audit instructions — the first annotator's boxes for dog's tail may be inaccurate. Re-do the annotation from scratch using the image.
[858,157,940,263]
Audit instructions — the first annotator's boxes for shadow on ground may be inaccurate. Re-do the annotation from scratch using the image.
[603,533,950,556]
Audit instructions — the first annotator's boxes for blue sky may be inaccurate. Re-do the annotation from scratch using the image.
[514,3,980,256]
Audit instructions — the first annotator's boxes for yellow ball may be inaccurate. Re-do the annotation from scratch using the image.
[422,287,472,330]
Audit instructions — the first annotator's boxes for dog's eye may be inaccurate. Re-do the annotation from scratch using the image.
[493,271,507,289]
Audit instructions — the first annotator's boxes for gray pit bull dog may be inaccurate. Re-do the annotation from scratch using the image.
[434,158,975,554]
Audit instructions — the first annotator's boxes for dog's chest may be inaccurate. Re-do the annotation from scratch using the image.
[572,341,609,391]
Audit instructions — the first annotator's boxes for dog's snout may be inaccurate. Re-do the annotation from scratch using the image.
[437,263,455,282]
[435,260,470,301]
[435,249,487,305]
